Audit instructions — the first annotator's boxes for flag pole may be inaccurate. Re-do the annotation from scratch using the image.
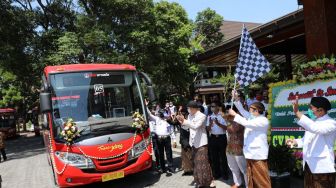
[231,24,245,109]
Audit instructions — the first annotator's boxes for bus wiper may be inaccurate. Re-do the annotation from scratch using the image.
[91,124,134,133]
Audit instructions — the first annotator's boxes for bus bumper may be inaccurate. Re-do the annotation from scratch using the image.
[56,152,152,187]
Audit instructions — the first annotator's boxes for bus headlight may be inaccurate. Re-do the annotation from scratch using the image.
[128,140,147,160]
[55,151,95,169]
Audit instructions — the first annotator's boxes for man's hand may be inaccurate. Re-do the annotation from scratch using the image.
[176,115,184,124]
[172,142,177,148]
[214,118,219,125]
[292,95,303,118]
[145,99,149,106]
[292,96,299,114]
[228,109,237,116]
[285,138,297,148]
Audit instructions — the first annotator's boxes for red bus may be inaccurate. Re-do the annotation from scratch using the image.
[39,64,155,187]
[0,108,17,139]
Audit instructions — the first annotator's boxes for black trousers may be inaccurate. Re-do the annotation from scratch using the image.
[151,133,161,169]
[209,134,229,179]
[0,148,6,161]
[157,136,173,171]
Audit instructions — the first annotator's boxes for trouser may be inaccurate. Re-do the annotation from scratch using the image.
[227,153,248,187]
[209,134,229,178]
[157,136,173,171]
[0,148,6,161]
[246,159,271,188]
[151,133,161,169]
[304,163,336,188]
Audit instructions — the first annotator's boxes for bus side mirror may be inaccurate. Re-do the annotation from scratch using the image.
[147,86,155,102]
[40,92,52,113]
[138,72,156,102]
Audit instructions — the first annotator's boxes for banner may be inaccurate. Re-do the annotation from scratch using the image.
[269,78,336,146]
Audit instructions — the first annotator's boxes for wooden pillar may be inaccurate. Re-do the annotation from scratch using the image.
[285,54,293,80]
[302,0,336,59]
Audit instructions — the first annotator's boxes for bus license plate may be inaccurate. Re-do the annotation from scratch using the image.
[102,171,124,182]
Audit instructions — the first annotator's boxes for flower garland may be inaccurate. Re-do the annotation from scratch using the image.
[49,115,152,175]
[131,112,147,133]
[295,56,336,82]
[60,118,80,145]
[49,133,69,175]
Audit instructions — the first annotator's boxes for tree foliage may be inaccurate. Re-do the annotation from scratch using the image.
[0,0,225,117]
[194,8,224,49]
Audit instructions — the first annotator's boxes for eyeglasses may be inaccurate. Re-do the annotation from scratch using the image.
[249,107,257,112]
[309,105,323,112]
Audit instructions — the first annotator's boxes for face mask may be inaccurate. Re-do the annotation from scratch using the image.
[307,109,317,120]
[249,115,256,120]
[187,109,191,114]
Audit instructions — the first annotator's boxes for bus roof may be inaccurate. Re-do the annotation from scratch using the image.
[44,64,136,75]
[0,108,16,113]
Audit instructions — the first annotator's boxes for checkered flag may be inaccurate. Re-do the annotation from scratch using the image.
[234,26,271,87]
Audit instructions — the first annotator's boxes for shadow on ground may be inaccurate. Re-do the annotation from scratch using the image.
[81,157,182,188]
[4,134,45,161]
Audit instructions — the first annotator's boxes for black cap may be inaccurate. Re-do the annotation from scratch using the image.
[187,101,199,109]
[310,97,331,111]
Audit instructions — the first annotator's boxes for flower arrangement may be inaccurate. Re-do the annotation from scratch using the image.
[60,118,80,145]
[295,56,336,82]
[291,150,303,177]
[132,112,147,133]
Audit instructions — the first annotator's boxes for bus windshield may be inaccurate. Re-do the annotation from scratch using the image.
[49,71,146,143]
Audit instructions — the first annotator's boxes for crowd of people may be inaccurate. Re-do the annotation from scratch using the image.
[146,90,336,188]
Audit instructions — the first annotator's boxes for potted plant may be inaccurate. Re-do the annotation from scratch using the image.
[268,144,295,188]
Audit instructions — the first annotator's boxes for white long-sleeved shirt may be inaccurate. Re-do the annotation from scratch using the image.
[295,114,336,173]
[182,111,208,148]
[233,101,269,160]
[147,108,176,142]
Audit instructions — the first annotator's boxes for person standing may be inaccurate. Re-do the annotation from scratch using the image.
[225,105,247,188]
[177,101,215,188]
[206,101,229,180]
[149,109,161,171]
[228,91,271,188]
[146,100,177,174]
[286,96,336,188]
[0,132,7,162]
[178,105,193,176]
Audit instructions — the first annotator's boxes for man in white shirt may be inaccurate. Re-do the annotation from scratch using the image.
[149,110,161,171]
[206,101,229,180]
[146,103,177,174]
[286,96,336,188]
[176,101,215,188]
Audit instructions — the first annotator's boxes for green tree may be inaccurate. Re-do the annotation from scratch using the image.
[194,8,224,49]
[149,1,194,97]
[0,69,23,108]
